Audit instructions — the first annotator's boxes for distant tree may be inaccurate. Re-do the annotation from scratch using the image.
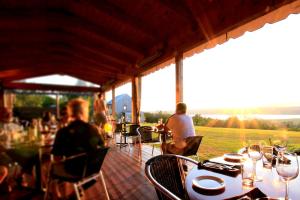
[14,94,44,107]
[41,96,56,108]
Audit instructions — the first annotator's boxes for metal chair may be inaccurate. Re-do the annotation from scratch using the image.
[120,124,141,152]
[145,154,197,200]
[181,136,203,160]
[137,126,161,155]
[164,136,203,161]
[44,147,110,200]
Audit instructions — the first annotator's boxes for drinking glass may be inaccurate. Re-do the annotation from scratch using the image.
[276,153,299,200]
[247,141,263,181]
[241,158,254,187]
[262,146,273,169]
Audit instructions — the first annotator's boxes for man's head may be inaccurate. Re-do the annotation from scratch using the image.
[67,98,89,122]
[97,90,104,99]
[176,102,187,114]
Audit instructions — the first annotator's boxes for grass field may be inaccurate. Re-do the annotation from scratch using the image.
[195,126,300,160]
[143,123,300,160]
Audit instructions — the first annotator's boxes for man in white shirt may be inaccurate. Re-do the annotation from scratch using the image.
[162,102,195,154]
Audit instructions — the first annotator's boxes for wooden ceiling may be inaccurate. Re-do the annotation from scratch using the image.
[0,0,299,92]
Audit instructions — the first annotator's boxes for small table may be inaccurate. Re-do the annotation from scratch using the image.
[185,156,300,200]
[115,122,134,148]
[154,129,171,143]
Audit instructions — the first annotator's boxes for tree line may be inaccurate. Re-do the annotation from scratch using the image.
[144,112,300,131]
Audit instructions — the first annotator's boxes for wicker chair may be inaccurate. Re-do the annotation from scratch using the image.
[44,147,110,200]
[145,154,198,200]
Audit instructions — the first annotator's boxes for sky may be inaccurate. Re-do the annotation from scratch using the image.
[107,14,300,112]
[23,14,300,113]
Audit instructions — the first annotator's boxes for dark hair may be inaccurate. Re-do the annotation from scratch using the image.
[176,102,187,114]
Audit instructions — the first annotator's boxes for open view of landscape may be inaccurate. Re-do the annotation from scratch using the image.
[106,13,300,160]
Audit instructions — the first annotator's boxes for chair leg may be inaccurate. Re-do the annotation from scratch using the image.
[73,183,81,200]
[99,170,110,200]
[138,136,142,161]
[151,145,154,155]
[43,176,52,200]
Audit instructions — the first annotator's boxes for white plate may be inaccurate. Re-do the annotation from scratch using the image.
[224,153,244,162]
[192,175,225,191]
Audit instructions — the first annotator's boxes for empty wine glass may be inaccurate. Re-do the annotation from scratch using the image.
[276,152,299,200]
[271,138,288,155]
[247,141,263,181]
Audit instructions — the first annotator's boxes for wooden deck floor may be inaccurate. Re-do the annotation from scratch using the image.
[1,138,161,200]
[84,142,160,200]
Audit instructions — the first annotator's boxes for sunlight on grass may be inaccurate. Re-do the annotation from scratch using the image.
[143,123,300,161]
[195,126,300,160]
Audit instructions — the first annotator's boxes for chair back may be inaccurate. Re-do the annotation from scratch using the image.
[128,124,140,136]
[145,155,188,200]
[137,126,159,142]
[115,123,123,133]
[63,147,109,178]
[84,147,109,178]
[182,136,203,157]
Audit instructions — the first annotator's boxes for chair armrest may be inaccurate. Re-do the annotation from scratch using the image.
[51,152,87,164]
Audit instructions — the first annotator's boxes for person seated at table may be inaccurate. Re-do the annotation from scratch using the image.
[0,144,9,191]
[0,107,23,134]
[52,98,105,160]
[0,165,8,184]
[0,107,39,188]
[41,111,52,131]
[57,106,69,129]
[161,102,195,154]
[51,98,105,198]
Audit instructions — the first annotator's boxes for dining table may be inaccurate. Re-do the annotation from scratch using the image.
[4,134,55,192]
[185,155,300,200]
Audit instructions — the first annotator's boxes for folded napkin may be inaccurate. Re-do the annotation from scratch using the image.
[224,188,267,200]
[198,161,241,177]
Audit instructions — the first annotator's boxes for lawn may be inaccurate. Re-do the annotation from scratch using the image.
[195,126,300,160]
[143,123,300,161]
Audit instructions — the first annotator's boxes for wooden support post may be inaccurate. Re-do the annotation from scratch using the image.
[0,82,4,108]
[175,52,183,104]
[131,76,141,124]
[112,86,116,118]
[56,94,60,119]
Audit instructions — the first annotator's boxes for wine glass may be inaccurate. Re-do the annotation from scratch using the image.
[276,153,299,200]
[271,138,288,155]
[247,141,263,181]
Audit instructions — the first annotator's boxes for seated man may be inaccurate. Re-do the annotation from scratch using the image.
[52,98,105,160]
[162,102,195,154]
[51,98,105,198]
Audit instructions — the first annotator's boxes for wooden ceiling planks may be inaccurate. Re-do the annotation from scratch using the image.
[0,0,298,92]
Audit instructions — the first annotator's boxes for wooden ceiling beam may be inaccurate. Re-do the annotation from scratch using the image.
[0,14,145,59]
[73,43,132,67]
[158,0,199,32]
[0,31,138,64]
[68,0,158,41]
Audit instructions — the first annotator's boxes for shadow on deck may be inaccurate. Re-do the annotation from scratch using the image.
[85,143,160,200]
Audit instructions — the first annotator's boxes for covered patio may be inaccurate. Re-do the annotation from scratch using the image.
[0,1,300,200]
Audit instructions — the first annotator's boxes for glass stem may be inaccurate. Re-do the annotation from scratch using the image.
[285,180,289,200]
[252,160,257,179]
